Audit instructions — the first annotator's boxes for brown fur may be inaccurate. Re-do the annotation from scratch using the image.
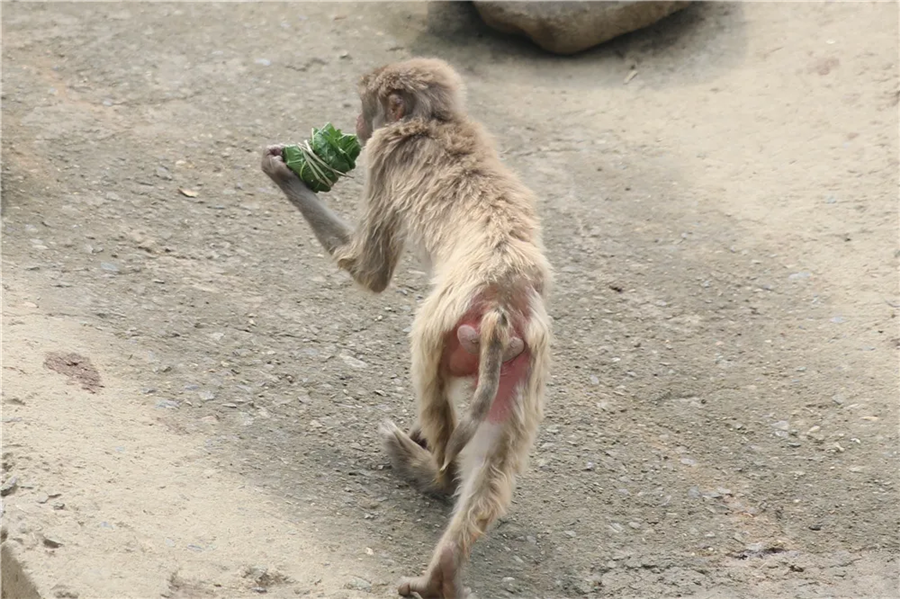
[261,57,552,599]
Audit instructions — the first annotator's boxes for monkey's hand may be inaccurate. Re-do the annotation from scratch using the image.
[261,144,308,190]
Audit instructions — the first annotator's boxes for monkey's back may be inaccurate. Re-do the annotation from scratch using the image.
[374,117,551,296]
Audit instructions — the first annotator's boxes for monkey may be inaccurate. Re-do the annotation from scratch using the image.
[261,57,552,599]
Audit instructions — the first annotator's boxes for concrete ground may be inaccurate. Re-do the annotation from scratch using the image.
[2,2,898,598]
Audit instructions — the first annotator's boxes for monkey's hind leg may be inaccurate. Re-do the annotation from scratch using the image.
[399,424,516,599]
[408,324,461,491]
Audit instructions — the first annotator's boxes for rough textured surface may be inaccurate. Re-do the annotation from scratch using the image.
[2,3,898,598]
[474,1,691,55]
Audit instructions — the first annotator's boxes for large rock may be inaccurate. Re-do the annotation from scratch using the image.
[473,1,691,55]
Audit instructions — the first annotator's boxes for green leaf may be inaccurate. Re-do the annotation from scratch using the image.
[281,122,361,193]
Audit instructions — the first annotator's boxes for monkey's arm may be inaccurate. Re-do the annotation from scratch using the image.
[276,176,353,255]
[261,145,401,293]
[332,200,403,293]
[277,177,401,293]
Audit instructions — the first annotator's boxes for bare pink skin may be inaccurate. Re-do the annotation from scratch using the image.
[442,309,529,424]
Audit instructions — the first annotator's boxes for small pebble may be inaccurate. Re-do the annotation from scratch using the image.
[575,580,596,595]
[100,262,120,273]
[155,166,173,180]
[772,420,790,431]
[255,58,272,66]
[43,536,64,548]
[1,476,18,496]
[501,577,516,592]
[51,585,79,598]
[340,353,368,369]
[343,577,371,592]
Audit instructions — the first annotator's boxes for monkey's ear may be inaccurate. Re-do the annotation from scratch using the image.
[387,93,406,122]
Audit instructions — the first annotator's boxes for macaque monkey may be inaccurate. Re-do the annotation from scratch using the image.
[261,58,552,599]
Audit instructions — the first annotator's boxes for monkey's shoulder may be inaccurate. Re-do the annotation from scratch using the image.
[374,117,492,158]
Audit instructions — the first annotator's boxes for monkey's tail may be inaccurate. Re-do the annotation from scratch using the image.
[440,308,511,472]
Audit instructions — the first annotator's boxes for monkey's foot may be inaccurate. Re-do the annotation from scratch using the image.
[381,420,446,493]
[398,546,463,599]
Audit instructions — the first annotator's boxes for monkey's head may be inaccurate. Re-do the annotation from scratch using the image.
[356,58,466,145]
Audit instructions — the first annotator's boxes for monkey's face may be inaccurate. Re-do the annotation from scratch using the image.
[357,93,392,146]
[356,113,372,146]
[356,94,378,145]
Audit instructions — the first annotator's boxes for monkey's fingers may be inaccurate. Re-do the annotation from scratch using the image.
[265,144,285,156]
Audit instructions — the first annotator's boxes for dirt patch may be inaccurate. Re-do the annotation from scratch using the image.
[43,352,103,393]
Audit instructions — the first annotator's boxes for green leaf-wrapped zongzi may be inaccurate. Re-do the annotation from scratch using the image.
[282,123,362,193]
